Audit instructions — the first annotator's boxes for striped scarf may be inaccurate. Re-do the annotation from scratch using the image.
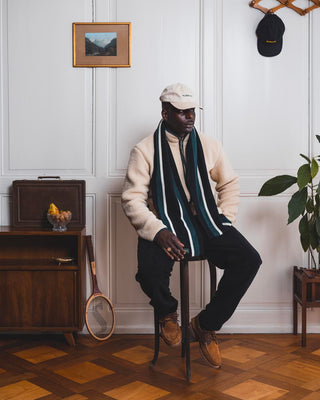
[150,120,231,257]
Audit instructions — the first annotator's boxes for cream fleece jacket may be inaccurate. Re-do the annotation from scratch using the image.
[121,130,239,242]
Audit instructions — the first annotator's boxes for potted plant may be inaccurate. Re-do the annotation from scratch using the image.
[259,135,320,272]
[258,135,320,346]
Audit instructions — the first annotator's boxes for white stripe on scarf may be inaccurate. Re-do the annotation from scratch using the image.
[177,200,195,256]
[158,121,176,235]
[197,167,223,235]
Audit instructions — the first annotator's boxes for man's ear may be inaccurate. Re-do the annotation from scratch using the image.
[161,109,168,121]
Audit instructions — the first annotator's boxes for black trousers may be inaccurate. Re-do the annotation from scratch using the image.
[136,223,262,331]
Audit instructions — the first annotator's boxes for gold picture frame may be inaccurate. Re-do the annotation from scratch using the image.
[73,22,131,67]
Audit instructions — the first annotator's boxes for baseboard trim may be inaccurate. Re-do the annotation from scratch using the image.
[113,306,320,334]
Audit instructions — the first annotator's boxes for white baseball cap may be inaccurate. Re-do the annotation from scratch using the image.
[160,83,203,110]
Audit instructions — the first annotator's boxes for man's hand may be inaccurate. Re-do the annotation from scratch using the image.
[155,229,186,260]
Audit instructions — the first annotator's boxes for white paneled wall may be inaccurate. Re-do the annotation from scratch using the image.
[1,0,320,333]
[4,0,93,175]
[223,2,309,175]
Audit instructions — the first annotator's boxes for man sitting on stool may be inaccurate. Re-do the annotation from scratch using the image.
[121,83,261,368]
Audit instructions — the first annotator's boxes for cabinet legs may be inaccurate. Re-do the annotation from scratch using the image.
[64,332,76,346]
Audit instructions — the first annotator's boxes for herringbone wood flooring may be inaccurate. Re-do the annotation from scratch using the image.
[0,333,319,399]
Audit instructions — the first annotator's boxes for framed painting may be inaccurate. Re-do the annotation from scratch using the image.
[73,22,131,67]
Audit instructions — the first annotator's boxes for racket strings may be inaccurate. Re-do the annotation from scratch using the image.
[86,296,114,339]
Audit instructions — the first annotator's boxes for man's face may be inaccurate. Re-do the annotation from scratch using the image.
[162,104,196,137]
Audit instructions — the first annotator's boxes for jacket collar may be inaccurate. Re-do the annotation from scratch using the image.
[165,129,190,144]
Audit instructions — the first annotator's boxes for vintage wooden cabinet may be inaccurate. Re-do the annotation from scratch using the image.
[0,226,86,345]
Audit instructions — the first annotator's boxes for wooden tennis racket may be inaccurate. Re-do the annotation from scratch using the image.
[85,235,115,341]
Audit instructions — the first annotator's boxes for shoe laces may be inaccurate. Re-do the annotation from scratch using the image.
[160,312,178,324]
[203,329,218,345]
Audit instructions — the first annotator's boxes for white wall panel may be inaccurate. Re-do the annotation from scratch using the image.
[223,0,309,175]
[0,194,9,225]
[235,196,303,305]
[3,0,93,175]
[111,0,201,175]
[110,196,147,307]
[85,194,95,237]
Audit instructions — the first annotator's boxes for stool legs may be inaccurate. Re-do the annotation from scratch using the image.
[150,258,217,382]
[150,312,160,367]
[180,259,191,381]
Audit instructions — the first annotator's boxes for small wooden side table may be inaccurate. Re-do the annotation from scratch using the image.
[293,266,320,346]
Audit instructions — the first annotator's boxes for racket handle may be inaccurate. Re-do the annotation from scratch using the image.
[86,235,95,263]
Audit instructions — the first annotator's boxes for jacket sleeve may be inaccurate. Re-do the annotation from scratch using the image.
[209,142,239,224]
[121,146,167,241]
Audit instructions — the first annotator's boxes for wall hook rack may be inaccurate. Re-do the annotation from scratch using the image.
[249,0,320,15]
[249,0,284,14]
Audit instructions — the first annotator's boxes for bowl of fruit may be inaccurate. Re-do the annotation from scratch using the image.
[47,203,72,232]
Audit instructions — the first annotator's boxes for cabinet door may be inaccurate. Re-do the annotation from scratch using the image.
[0,270,77,329]
[32,270,77,328]
[0,271,33,327]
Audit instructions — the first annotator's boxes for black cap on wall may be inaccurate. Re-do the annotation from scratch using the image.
[256,14,285,57]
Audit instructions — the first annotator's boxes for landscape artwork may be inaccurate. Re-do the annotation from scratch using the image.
[85,32,117,56]
[73,22,130,67]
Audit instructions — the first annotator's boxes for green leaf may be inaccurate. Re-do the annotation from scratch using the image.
[258,175,297,196]
[300,153,311,163]
[311,158,319,179]
[309,220,319,249]
[306,198,314,213]
[300,214,310,251]
[316,217,320,236]
[316,135,320,144]
[300,233,310,252]
[316,195,320,215]
[297,164,311,190]
[299,214,309,236]
[288,187,308,224]
[317,182,320,195]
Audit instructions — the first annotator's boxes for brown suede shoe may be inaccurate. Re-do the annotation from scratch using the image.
[159,312,181,347]
[190,315,221,368]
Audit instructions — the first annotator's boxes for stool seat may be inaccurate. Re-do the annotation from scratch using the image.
[150,256,217,381]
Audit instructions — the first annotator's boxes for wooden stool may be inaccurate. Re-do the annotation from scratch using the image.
[150,256,217,381]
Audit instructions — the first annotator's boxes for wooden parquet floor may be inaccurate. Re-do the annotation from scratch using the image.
[0,333,319,400]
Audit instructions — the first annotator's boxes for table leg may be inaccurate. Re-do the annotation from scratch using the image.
[293,297,297,335]
[301,304,307,347]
